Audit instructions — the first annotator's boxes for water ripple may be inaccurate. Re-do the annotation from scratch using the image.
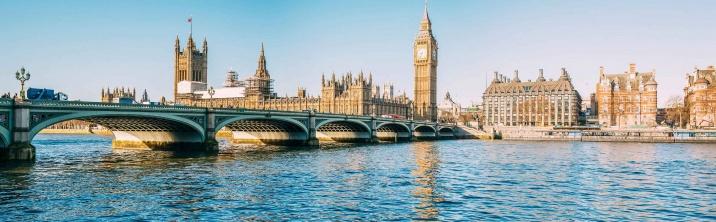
[0,135,715,220]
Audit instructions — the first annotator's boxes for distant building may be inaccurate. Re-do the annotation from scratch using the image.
[459,103,482,129]
[173,34,208,100]
[438,92,461,123]
[140,89,150,104]
[483,68,582,127]
[684,65,716,129]
[596,64,658,128]
[173,40,412,117]
[101,87,136,104]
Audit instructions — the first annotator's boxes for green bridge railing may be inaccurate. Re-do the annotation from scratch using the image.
[3,99,444,126]
[0,99,12,107]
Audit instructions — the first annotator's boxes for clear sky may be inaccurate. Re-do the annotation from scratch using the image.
[2,0,716,106]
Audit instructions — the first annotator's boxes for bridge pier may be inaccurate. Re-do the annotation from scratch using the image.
[307,111,320,146]
[370,118,379,143]
[1,106,35,161]
[0,143,35,161]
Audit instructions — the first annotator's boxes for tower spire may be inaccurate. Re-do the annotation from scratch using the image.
[255,42,269,78]
[420,0,431,31]
[202,37,207,52]
[423,0,429,20]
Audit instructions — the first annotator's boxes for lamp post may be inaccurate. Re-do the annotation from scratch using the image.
[15,67,31,101]
[208,86,215,109]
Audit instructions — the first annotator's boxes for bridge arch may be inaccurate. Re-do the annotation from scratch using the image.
[376,122,411,132]
[0,126,10,148]
[438,127,454,133]
[215,116,309,135]
[376,122,412,142]
[214,116,310,145]
[438,127,456,139]
[413,125,437,140]
[29,111,206,150]
[316,119,372,143]
[414,125,436,133]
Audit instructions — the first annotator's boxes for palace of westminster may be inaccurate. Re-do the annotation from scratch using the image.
[96,5,716,130]
[151,6,440,122]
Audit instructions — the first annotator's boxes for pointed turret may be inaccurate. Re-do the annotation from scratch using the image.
[202,37,208,53]
[175,35,181,52]
[141,89,149,103]
[187,34,195,49]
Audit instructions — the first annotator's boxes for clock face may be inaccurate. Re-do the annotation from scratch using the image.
[417,47,427,59]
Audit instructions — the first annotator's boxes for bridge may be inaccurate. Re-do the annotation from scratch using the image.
[0,99,459,161]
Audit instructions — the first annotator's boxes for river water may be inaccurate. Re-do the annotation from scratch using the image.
[1,134,715,221]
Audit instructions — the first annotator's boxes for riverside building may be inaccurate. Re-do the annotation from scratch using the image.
[482,68,582,127]
[684,66,716,129]
[596,64,658,128]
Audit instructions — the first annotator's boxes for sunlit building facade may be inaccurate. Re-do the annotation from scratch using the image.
[596,64,658,127]
[482,68,582,127]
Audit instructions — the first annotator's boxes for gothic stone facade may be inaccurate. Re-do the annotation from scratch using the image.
[483,68,582,127]
[596,64,658,127]
[174,35,208,100]
[684,66,716,128]
[187,71,412,117]
[101,87,136,103]
[173,38,412,117]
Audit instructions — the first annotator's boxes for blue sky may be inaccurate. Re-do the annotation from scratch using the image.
[2,0,716,106]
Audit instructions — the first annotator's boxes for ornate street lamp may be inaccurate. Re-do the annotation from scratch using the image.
[208,86,215,109]
[15,67,31,100]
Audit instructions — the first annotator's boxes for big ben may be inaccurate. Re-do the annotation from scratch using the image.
[413,3,438,122]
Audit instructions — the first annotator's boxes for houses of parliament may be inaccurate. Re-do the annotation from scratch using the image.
[173,6,439,121]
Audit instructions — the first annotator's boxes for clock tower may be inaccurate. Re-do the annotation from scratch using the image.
[413,3,438,122]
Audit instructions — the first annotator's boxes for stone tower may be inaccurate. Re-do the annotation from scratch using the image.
[174,34,208,100]
[413,2,438,122]
[246,43,274,99]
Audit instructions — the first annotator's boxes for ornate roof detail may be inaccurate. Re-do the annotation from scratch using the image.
[484,68,577,95]
[694,77,709,85]
[600,64,656,91]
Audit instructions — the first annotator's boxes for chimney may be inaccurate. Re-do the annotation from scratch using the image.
[629,63,637,73]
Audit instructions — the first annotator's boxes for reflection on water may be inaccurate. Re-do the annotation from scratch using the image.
[411,142,441,220]
[1,134,715,221]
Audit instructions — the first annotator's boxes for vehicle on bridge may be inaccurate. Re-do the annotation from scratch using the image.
[27,88,68,101]
[380,114,404,119]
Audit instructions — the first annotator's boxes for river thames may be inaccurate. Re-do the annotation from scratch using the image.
[1,134,715,221]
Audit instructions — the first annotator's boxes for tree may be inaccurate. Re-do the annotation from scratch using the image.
[664,95,685,128]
